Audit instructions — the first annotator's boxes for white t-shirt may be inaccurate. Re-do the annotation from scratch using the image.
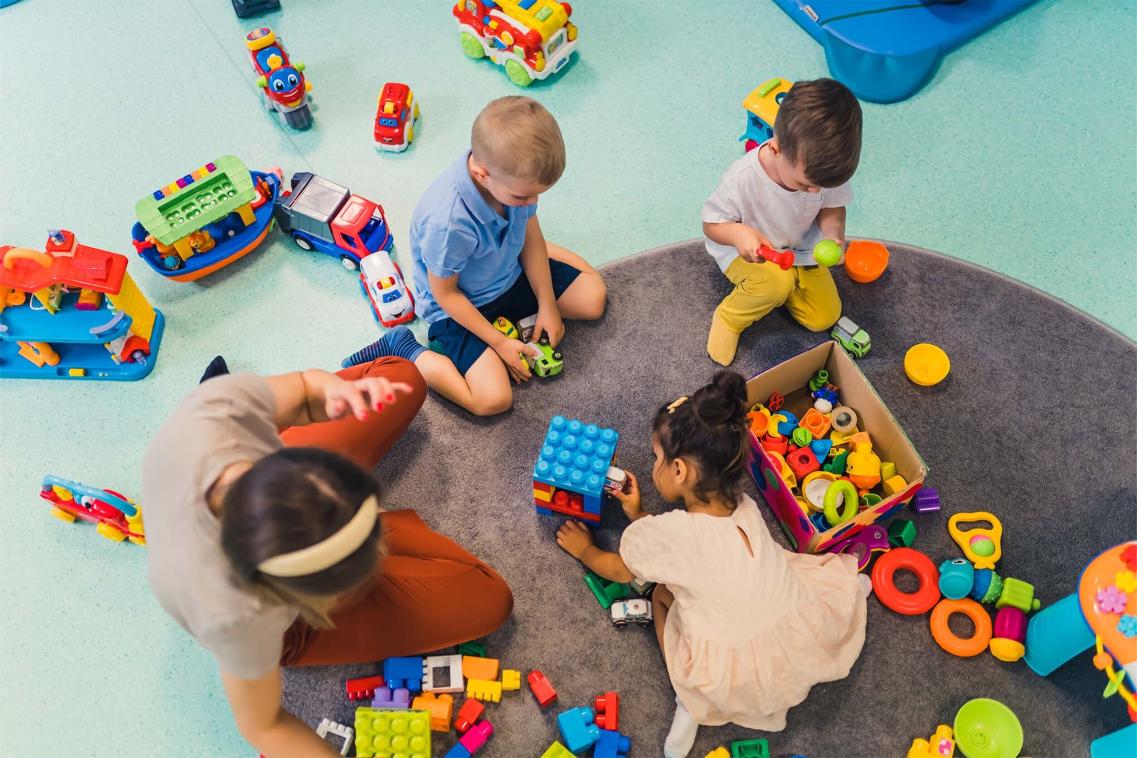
[702,143,853,271]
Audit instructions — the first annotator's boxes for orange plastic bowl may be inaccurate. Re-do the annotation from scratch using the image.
[845,241,890,283]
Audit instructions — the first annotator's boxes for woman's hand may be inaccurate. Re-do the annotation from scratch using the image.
[556,520,594,559]
[609,471,644,521]
[323,375,415,421]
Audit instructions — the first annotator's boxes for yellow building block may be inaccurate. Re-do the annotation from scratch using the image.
[533,488,553,503]
[540,742,576,758]
[881,461,897,481]
[883,474,909,496]
[502,669,521,691]
[706,748,731,758]
[462,656,500,681]
[466,678,502,703]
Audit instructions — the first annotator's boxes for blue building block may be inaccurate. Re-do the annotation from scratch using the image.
[443,746,472,758]
[582,492,602,515]
[594,728,630,758]
[383,656,424,693]
[534,416,619,499]
[556,706,600,754]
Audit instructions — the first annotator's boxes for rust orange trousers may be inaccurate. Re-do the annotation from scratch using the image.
[277,357,513,666]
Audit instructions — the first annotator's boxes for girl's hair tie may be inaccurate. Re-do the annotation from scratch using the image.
[667,396,689,414]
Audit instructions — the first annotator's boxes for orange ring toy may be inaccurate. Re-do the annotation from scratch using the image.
[871,547,941,615]
[930,598,992,657]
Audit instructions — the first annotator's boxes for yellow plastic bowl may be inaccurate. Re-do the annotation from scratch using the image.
[904,343,951,386]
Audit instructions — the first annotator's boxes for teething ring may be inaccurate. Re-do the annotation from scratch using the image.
[871,547,941,615]
[930,598,992,657]
[823,480,859,526]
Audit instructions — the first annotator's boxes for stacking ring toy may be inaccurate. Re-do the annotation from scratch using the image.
[823,480,859,526]
[871,547,941,615]
[930,598,992,657]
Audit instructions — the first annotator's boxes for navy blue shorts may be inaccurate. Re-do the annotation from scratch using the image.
[427,260,582,375]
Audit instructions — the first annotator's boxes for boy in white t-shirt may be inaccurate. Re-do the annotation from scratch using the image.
[702,78,863,366]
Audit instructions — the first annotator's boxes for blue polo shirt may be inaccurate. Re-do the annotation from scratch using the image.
[410,152,537,324]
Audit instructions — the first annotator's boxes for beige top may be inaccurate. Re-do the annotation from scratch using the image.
[620,494,867,729]
[142,373,297,679]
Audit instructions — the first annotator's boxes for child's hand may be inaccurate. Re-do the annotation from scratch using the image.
[555,520,594,559]
[735,226,773,264]
[323,375,415,421]
[609,471,644,520]
[533,304,565,348]
[493,338,539,384]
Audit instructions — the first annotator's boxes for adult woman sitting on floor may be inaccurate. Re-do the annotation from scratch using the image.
[142,356,513,757]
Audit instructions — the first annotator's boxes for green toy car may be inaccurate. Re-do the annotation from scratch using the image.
[530,336,564,378]
[831,316,871,358]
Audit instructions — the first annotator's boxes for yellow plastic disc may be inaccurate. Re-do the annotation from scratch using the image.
[904,343,951,386]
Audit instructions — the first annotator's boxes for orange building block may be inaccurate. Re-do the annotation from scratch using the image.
[461,656,500,682]
[800,408,832,438]
[412,692,453,732]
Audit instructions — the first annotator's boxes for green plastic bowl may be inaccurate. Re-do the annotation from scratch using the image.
[954,698,1023,758]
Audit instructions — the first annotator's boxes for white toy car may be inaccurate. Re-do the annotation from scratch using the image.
[610,598,653,626]
[359,252,414,328]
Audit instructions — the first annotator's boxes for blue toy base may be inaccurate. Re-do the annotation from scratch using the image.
[772,0,1038,103]
[0,310,165,381]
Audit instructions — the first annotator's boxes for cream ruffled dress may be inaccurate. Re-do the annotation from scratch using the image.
[620,493,867,729]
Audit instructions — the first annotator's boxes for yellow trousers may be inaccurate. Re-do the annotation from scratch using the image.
[708,258,842,365]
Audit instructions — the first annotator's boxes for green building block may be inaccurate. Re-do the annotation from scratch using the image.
[887,518,917,548]
[584,570,631,609]
[823,450,849,475]
[996,577,1041,612]
[457,640,487,657]
[354,708,430,758]
[540,741,577,758]
[732,738,770,758]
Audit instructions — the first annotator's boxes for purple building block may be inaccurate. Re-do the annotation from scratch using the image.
[370,686,410,709]
[594,728,631,758]
[912,486,941,514]
[557,706,600,754]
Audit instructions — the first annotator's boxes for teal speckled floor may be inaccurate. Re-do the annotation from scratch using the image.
[0,1,1134,755]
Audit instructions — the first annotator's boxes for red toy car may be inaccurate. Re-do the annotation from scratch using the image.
[373,82,420,153]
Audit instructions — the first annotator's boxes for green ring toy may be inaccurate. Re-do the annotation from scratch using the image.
[823,480,859,525]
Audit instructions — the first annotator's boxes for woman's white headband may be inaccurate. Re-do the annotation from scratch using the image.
[257,495,380,578]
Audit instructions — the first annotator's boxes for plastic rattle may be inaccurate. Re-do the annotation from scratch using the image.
[989,606,1027,662]
[948,512,1003,569]
[812,239,843,268]
[756,244,794,270]
[829,524,889,571]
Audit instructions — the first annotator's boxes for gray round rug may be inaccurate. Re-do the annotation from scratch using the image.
[284,240,1137,757]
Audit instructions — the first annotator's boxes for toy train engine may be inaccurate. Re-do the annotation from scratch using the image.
[245,27,313,130]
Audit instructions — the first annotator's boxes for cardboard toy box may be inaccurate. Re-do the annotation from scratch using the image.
[745,342,927,553]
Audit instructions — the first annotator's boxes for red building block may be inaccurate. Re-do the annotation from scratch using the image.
[787,447,820,481]
[761,436,788,456]
[528,669,558,709]
[345,675,385,701]
[594,691,619,731]
[538,490,601,523]
[455,698,484,735]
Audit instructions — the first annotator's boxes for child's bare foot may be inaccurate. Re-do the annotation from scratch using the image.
[706,312,740,366]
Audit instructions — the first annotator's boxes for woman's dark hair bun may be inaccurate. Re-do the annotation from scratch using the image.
[692,370,748,427]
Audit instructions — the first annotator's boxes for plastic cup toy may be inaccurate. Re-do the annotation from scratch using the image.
[953,698,1023,758]
[813,239,843,268]
[844,240,890,283]
[904,343,951,386]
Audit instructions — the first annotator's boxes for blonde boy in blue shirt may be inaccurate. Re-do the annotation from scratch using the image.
[703,78,862,366]
[344,97,607,416]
